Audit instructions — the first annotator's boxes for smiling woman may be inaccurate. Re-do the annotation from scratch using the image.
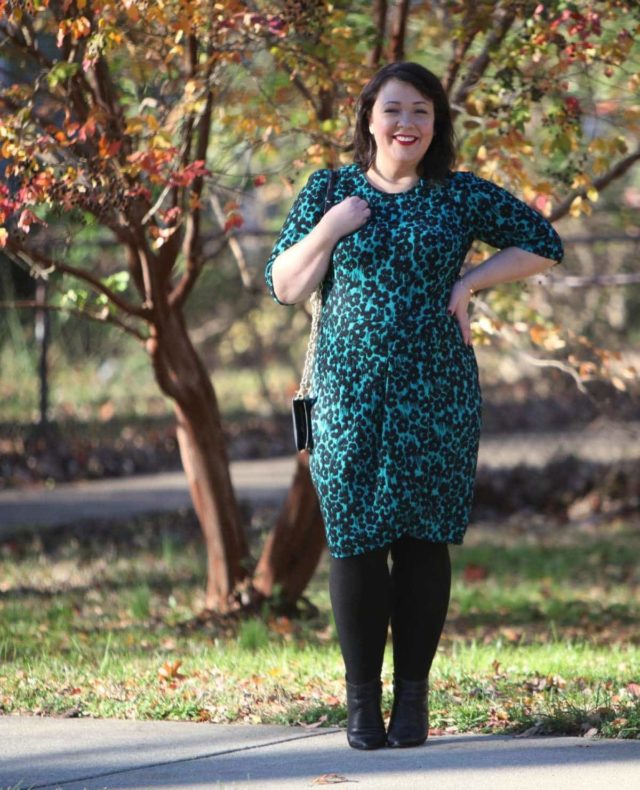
[365,80,435,192]
[264,61,563,752]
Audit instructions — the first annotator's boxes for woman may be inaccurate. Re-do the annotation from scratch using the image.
[264,62,563,750]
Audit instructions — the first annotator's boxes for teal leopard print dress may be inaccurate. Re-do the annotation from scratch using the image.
[265,163,563,558]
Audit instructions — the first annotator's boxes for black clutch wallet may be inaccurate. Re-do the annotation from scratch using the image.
[292,396,317,452]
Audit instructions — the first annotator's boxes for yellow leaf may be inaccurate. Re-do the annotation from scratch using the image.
[569,196,583,218]
[611,377,626,392]
[144,113,159,132]
[586,187,599,202]
[125,117,144,135]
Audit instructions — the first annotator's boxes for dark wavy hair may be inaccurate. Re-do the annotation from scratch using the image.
[353,62,455,182]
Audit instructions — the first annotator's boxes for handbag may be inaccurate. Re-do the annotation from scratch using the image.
[292,169,337,452]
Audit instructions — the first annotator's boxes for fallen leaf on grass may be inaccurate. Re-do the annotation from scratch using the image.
[463,563,488,582]
[158,659,185,682]
[269,616,294,636]
[626,682,640,697]
[499,627,522,643]
[311,774,353,785]
[611,717,628,728]
[299,715,328,729]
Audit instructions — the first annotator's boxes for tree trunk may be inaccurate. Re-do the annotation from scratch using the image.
[148,306,328,615]
[253,452,326,606]
[148,309,249,613]
[368,0,388,68]
[388,0,410,62]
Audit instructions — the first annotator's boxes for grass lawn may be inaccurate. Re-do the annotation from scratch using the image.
[1,510,639,739]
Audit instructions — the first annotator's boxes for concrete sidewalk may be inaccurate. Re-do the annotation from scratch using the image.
[2,716,640,790]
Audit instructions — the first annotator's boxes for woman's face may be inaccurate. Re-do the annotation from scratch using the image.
[367,78,435,172]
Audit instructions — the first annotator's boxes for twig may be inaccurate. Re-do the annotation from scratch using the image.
[544,273,640,289]
[549,146,640,223]
[209,194,255,290]
[0,301,147,341]
[6,239,149,319]
[450,5,517,118]
[473,299,588,394]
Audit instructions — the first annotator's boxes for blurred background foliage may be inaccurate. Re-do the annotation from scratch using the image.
[0,0,638,441]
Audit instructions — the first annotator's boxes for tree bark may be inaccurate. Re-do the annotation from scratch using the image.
[388,0,410,62]
[253,452,326,607]
[147,308,249,612]
[368,0,388,68]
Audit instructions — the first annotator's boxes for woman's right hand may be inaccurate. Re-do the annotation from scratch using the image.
[320,196,371,242]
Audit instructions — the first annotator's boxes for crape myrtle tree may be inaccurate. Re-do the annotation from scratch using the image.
[0,0,343,613]
[1,0,639,613]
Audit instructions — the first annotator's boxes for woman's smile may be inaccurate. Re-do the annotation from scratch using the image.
[393,134,419,146]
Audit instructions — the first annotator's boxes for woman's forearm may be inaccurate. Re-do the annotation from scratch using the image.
[271,219,339,304]
[460,246,558,294]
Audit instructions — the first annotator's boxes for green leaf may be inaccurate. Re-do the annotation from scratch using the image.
[47,62,80,89]
[102,272,130,293]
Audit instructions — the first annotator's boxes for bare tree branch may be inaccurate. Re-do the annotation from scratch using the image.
[515,350,589,394]
[388,0,410,63]
[549,146,640,223]
[208,195,257,291]
[450,4,517,118]
[5,238,150,319]
[288,69,320,116]
[368,0,388,68]
[169,56,215,310]
[474,299,588,394]
[545,273,640,288]
[442,8,481,95]
[0,300,147,341]
[0,20,53,70]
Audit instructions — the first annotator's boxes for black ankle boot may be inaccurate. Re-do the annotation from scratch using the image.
[345,678,386,750]
[386,677,429,748]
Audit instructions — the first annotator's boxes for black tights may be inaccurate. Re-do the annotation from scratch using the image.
[329,537,451,684]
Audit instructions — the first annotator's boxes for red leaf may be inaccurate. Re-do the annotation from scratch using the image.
[463,563,488,583]
[17,210,47,234]
[224,214,244,232]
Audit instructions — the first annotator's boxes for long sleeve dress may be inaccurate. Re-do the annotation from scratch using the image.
[265,163,563,558]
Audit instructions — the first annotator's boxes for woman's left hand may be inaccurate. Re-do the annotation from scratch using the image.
[447,280,474,345]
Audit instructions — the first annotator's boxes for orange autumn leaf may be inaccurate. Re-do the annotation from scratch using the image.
[158,659,185,681]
